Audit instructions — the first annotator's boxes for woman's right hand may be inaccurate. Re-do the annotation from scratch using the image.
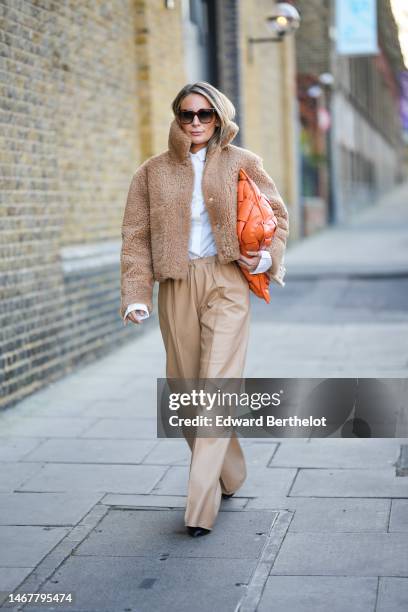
[126,310,146,325]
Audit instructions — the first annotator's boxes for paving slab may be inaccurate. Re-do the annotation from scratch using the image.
[22,438,156,464]
[151,466,192,495]
[143,439,277,467]
[8,387,83,413]
[13,397,98,418]
[270,532,408,576]
[0,438,44,462]
[246,494,313,510]
[291,468,408,497]
[17,378,138,406]
[153,465,296,498]
[79,417,157,439]
[377,577,408,612]
[269,439,400,469]
[74,509,276,559]
[0,492,102,526]
[20,557,254,612]
[237,466,297,498]
[0,567,35,594]
[83,397,156,419]
[0,463,43,493]
[287,497,390,532]
[389,499,408,532]
[17,464,166,494]
[257,575,377,612]
[0,417,97,438]
[235,441,278,467]
[246,497,390,532]
[0,504,109,608]
[142,439,190,465]
[0,525,69,567]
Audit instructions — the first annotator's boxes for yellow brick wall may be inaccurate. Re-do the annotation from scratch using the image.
[136,0,187,157]
[55,1,141,246]
[57,0,187,246]
[1,0,184,407]
[239,0,300,240]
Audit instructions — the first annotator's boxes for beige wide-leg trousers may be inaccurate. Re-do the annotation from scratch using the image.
[158,255,251,530]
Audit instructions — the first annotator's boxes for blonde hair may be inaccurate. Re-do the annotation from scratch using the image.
[171,81,237,152]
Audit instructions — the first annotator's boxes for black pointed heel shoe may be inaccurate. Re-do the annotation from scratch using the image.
[222,492,234,499]
[187,526,210,538]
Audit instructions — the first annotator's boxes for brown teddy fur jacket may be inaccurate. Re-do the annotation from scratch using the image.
[119,118,289,319]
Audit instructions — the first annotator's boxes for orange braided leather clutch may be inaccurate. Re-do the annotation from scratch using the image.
[236,168,278,303]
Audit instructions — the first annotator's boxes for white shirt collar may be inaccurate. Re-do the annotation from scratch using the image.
[189,146,207,162]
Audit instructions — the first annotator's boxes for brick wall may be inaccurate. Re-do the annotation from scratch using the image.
[0,0,186,409]
[135,0,186,156]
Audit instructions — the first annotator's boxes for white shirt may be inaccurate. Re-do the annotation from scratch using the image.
[124,146,272,321]
[188,146,218,258]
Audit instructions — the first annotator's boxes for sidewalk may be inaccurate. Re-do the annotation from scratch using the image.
[0,183,407,612]
[285,180,408,277]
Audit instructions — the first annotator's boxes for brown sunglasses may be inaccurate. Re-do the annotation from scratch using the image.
[178,108,217,124]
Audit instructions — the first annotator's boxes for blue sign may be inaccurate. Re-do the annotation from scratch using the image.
[336,0,379,56]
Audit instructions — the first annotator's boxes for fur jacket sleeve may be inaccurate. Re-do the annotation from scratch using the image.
[120,161,155,318]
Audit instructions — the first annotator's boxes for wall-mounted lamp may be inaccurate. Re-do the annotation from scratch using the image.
[248,3,301,62]
[164,0,175,8]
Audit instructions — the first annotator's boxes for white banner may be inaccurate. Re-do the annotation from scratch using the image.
[335,0,379,56]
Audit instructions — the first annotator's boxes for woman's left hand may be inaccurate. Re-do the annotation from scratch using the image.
[237,250,261,273]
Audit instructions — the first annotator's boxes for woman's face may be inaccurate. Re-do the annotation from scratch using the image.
[177,93,219,150]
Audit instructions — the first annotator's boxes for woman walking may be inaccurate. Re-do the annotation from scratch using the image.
[120,82,289,537]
